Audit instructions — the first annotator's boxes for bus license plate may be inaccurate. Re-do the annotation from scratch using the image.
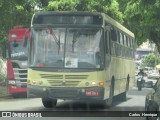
[85,90,99,96]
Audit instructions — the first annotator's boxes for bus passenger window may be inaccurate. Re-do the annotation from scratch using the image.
[120,33,123,45]
[130,39,133,48]
[117,31,120,43]
[124,34,126,46]
[129,38,131,48]
[132,39,135,48]
[105,30,110,54]
[126,36,128,47]
[111,29,117,41]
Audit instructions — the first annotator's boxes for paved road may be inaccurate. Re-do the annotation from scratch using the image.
[0,87,153,120]
[0,87,151,111]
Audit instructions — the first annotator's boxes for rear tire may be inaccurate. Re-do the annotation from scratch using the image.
[42,98,57,108]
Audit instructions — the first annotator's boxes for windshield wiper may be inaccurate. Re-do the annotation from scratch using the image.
[49,28,60,54]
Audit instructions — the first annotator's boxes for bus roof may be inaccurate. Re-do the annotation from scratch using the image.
[33,11,102,16]
[102,13,135,38]
[32,11,134,38]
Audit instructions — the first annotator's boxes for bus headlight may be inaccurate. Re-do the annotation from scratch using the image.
[91,81,96,85]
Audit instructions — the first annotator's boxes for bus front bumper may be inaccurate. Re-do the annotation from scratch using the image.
[27,85,104,100]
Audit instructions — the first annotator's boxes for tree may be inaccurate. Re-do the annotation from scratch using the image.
[141,53,160,67]
[118,0,160,53]
[0,0,35,56]
[0,0,124,56]
[43,0,124,23]
[1,0,160,55]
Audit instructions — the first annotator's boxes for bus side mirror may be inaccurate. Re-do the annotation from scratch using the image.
[23,36,28,47]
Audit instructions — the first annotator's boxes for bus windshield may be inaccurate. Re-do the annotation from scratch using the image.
[9,41,28,61]
[30,27,104,69]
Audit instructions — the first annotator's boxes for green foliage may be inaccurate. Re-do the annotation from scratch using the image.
[0,74,4,83]
[1,0,160,54]
[118,0,160,52]
[0,0,35,56]
[141,53,160,67]
[45,0,77,11]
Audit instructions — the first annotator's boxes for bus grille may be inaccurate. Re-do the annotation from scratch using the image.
[40,74,88,79]
[47,80,80,87]
[65,75,88,79]
[40,74,88,87]
[40,74,63,79]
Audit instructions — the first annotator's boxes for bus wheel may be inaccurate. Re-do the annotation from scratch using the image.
[104,80,114,108]
[42,98,57,108]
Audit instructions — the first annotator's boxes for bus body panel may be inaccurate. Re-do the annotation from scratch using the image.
[27,57,135,100]
[28,69,106,100]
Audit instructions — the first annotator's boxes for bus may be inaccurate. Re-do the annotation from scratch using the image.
[27,11,135,108]
[6,26,30,98]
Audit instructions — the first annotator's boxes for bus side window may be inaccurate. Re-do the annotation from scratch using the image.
[120,33,123,45]
[111,28,117,42]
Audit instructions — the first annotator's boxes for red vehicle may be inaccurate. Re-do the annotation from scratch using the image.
[7,26,30,98]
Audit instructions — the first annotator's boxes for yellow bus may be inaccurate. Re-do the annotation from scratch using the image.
[27,11,135,108]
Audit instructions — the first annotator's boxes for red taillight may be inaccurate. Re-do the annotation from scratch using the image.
[7,59,15,79]
[38,63,45,67]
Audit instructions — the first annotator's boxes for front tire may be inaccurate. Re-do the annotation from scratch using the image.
[42,98,57,108]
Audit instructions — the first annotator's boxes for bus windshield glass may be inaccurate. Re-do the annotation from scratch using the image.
[30,27,104,69]
[9,41,28,61]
